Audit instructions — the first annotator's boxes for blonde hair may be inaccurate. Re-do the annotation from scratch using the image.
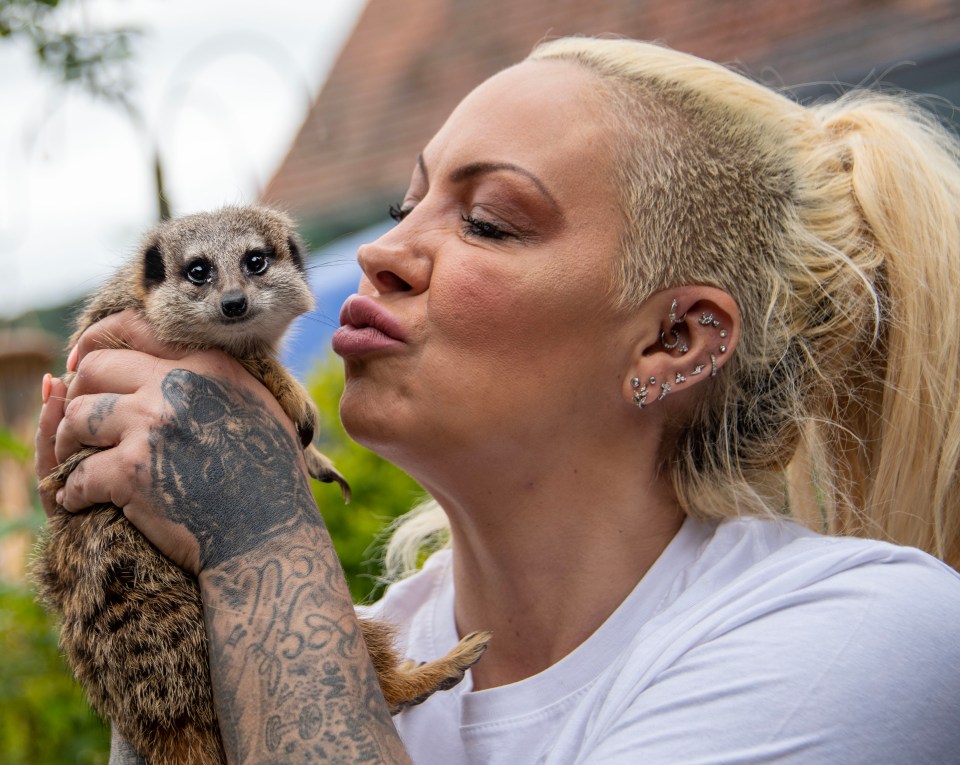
[385,38,960,578]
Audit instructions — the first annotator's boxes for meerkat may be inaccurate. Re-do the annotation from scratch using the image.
[33,206,489,765]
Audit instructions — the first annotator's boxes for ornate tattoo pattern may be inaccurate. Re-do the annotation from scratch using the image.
[204,528,405,763]
[150,369,319,570]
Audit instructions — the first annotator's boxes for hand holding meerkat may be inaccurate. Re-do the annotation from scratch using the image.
[33,206,489,764]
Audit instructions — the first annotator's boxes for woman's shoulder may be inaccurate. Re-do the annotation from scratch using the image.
[689,514,960,617]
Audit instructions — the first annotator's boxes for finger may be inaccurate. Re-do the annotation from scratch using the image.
[55,391,133,464]
[35,376,69,516]
[69,346,171,397]
[57,442,139,513]
[71,310,187,369]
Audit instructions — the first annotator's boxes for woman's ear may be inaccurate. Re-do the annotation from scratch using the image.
[622,287,740,409]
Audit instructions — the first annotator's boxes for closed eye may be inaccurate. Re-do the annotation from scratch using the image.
[461,213,511,241]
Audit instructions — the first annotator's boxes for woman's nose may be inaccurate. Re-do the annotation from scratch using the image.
[357,224,431,295]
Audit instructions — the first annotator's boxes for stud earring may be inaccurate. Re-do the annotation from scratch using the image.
[698,313,714,326]
[675,371,686,384]
[691,363,704,376]
[630,377,641,389]
[657,382,671,401]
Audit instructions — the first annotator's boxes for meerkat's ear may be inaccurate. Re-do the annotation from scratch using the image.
[143,244,166,289]
[287,236,305,272]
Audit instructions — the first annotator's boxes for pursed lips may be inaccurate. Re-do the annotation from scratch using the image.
[338,295,408,341]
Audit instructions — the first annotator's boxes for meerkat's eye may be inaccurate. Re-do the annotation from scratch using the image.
[243,248,272,276]
[184,258,213,285]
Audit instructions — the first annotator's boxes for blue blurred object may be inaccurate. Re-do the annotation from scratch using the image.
[281,219,392,379]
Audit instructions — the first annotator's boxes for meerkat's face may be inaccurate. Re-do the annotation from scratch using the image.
[138,207,314,355]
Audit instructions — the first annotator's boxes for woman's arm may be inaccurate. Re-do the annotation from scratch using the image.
[38,312,411,764]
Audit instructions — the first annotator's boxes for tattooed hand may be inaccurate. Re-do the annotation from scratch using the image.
[42,311,311,575]
[151,368,318,570]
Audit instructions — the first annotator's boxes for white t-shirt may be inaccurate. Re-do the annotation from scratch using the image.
[364,515,960,764]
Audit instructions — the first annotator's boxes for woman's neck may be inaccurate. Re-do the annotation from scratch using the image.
[425,433,684,690]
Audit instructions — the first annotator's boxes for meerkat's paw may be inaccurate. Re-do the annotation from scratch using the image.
[381,631,492,714]
[304,445,351,502]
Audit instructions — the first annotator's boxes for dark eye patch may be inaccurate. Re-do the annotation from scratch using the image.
[143,245,166,288]
[287,236,304,271]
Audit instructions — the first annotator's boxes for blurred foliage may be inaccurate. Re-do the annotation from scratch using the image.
[0,427,109,764]
[0,584,110,764]
[307,351,426,603]
[0,0,139,105]
[0,353,419,762]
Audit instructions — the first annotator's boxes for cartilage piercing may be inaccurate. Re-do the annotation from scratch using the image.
[691,363,704,376]
[675,371,686,384]
[710,353,718,377]
[719,330,728,338]
[719,345,727,354]
[669,299,679,325]
[660,329,681,350]
[698,313,714,326]
[658,382,671,401]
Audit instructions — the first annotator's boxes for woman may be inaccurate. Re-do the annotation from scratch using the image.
[37,37,960,763]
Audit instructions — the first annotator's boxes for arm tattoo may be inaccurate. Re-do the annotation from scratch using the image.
[149,369,408,762]
[150,369,319,569]
[202,526,409,763]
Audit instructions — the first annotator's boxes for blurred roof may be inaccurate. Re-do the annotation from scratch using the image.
[261,0,960,232]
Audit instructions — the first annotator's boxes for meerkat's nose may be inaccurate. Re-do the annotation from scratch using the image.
[221,291,248,318]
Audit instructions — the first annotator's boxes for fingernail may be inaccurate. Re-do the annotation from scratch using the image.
[66,345,79,372]
[55,489,65,506]
[42,373,52,403]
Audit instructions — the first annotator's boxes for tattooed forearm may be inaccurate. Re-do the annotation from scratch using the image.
[201,524,410,764]
[151,369,318,570]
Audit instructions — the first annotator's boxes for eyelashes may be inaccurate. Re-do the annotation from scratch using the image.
[388,202,513,241]
[460,213,510,240]
[388,203,411,223]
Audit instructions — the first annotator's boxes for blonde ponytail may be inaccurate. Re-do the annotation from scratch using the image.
[796,95,960,564]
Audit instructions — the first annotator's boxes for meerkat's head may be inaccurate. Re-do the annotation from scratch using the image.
[137,206,314,357]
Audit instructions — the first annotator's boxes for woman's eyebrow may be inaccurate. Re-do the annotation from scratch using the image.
[448,161,560,210]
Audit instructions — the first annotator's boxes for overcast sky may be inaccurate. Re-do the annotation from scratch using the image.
[0,0,366,318]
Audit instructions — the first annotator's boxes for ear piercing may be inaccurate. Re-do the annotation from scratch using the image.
[661,299,689,354]
[637,300,730,409]
[631,377,649,408]
[660,329,681,350]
